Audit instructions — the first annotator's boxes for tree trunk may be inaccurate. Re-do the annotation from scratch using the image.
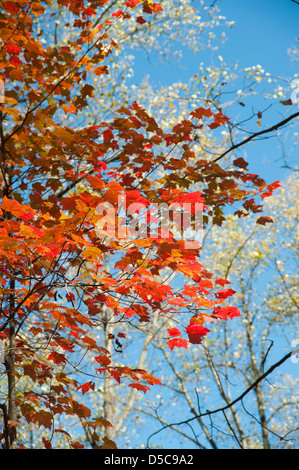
[4,279,18,449]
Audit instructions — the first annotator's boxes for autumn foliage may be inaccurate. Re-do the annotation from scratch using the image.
[0,0,280,449]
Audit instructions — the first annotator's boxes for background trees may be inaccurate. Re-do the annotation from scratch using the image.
[0,0,298,449]
[68,175,297,450]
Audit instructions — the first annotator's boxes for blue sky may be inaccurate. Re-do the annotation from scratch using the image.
[212,0,298,75]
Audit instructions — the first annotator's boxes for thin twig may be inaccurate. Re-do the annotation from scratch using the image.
[213,112,299,162]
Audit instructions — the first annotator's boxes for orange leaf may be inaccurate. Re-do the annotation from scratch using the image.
[191,107,213,119]
[1,196,36,220]
[70,441,85,449]
[128,383,150,393]
[32,410,53,429]
[102,436,117,449]
[72,400,91,419]
[94,65,108,76]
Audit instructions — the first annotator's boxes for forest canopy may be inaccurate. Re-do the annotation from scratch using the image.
[0,0,298,450]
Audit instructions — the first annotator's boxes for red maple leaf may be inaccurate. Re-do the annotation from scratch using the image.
[5,43,20,54]
[215,278,231,287]
[212,306,241,320]
[77,381,95,395]
[112,10,123,17]
[167,337,188,351]
[186,323,210,344]
[47,351,66,364]
[215,288,236,299]
[129,383,150,393]
[190,107,213,119]
[167,327,182,337]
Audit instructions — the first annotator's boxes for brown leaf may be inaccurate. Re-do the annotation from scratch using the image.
[102,436,118,449]
[256,216,273,225]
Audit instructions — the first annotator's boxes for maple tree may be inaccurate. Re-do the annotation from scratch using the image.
[0,0,296,449]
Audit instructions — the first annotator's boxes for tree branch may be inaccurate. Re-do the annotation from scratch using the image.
[146,350,293,446]
[213,112,299,162]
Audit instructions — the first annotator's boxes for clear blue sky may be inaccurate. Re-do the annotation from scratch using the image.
[210,0,298,75]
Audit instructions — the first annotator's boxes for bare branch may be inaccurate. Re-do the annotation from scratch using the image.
[213,112,299,162]
[146,351,293,446]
